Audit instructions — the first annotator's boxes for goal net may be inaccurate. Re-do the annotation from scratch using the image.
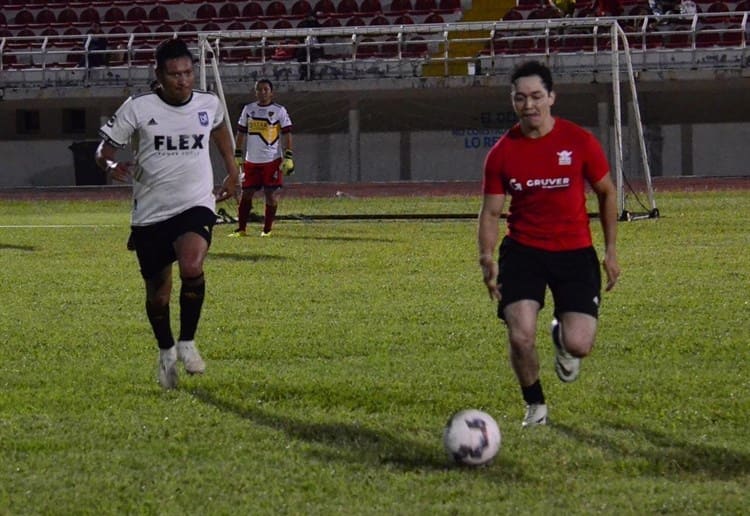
[195,19,659,221]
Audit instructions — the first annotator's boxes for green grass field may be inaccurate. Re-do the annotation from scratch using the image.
[1,191,748,515]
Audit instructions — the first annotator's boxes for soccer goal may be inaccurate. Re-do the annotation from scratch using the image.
[609,23,660,221]
[196,21,659,221]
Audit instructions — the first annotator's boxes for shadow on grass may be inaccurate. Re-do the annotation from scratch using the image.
[0,243,35,251]
[210,252,286,262]
[188,387,526,480]
[554,420,750,479]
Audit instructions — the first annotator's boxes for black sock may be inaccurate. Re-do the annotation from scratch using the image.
[521,379,545,405]
[146,300,174,350]
[179,273,205,342]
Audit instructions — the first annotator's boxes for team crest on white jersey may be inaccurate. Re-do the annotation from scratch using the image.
[557,150,573,166]
[198,111,209,126]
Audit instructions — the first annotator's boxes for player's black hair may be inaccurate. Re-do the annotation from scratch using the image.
[154,38,193,71]
[510,61,554,93]
[255,79,274,91]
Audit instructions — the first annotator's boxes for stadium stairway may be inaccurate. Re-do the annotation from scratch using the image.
[422,0,514,76]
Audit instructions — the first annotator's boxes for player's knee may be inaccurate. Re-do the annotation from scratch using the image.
[562,331,594,357]
[508,328,536,352]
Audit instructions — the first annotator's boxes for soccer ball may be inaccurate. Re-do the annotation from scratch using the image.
[443,409,501,466]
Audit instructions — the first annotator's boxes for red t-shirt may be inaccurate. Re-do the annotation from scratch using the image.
[482,118,610,251]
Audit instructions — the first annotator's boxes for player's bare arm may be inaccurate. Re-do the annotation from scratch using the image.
[592,173,620,291]
[95,140,133,182]
[477,193,505,300]
[212,122,241,202]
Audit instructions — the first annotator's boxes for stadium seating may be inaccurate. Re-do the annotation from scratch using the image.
[243,2,265,17]
[1,0,744,74]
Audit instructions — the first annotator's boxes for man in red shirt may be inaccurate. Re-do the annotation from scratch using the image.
[477,61,620,428]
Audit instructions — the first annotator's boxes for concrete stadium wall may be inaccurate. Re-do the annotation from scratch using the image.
[1,79,750,187]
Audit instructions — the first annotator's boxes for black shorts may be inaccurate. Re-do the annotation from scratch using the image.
[130,206,216,280]
[496,236,601,320]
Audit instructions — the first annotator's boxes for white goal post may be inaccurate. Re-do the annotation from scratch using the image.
[195,19,659,221]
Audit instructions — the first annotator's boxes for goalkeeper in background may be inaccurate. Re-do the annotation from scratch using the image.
[229,79,294,237]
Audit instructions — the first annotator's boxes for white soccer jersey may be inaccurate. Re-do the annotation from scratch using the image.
[236,102,292,164]
[99,90,224,225]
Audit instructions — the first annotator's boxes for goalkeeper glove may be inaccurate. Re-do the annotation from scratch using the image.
[280,149,295,176]
[234,148,244,171]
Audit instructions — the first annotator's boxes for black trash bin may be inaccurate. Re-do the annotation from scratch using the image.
[69,141,105,185]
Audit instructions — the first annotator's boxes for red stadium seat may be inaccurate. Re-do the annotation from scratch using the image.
[243,2,264,17]
[370,14,389,24]
[104,8,125,23]
[249,20,268,29]
[126,6,148,22]
[179,22,198,32]
[736,0,750,10]
[414,0,437,11]
[338,0,360,14]
[314,0,337,13]
[695,25,721,46]
[360,0,382,13]
[57,8,78,24]
[149,6,170,21]
[292,0,314,15]
[64,26,82,36]
[219,3,241,19]
[14,10,34,25]
[196,4,218,19]
[390,0,413,11]
[80,8,100,24]
[346,15,366,25]
[394,14,415,23]
[273,19,293,28]
[705,1,730,22]
[227,21,245,30]
[35,9,55,25]
[155,23,175,34]
[266,1,288,16]
[356,37,378,57]
[439,0,460,9]
[722,25,744,45]
[424,12,444,22]
[503,8,524,20]
[321,16,342,26]
[404,36,428,56]
[202,21,221,31]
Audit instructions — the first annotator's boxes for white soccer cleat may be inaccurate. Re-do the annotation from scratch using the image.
[158,346,178,389]
[177,340,206,375]
[551,318,581,383]
[522,403,548,428]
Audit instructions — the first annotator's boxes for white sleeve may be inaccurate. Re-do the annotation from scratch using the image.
[99,97,137,149]
[236,104,248,129]
[212,94,225,130]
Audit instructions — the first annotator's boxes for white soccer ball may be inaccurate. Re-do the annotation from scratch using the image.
[443,409,501,466]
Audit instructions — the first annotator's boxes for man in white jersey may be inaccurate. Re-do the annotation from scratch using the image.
[229,79,294,237]
[95,38,240,389]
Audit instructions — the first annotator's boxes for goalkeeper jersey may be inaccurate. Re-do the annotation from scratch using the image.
[482,117,610,251]
[99,90,224,226]
[236,101,292,164]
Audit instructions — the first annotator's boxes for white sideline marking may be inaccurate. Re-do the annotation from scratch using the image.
[0,224,120,228]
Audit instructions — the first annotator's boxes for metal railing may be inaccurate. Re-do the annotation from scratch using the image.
[1,12,748,89]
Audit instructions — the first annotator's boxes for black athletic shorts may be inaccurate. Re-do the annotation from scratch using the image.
[131,206,216,280]
[496,236,602,321]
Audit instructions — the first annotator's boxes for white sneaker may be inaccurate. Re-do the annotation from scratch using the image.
[551,318,580,383]
[522,403,548,428]
[158,346,178,389]
[177,340,206,375]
